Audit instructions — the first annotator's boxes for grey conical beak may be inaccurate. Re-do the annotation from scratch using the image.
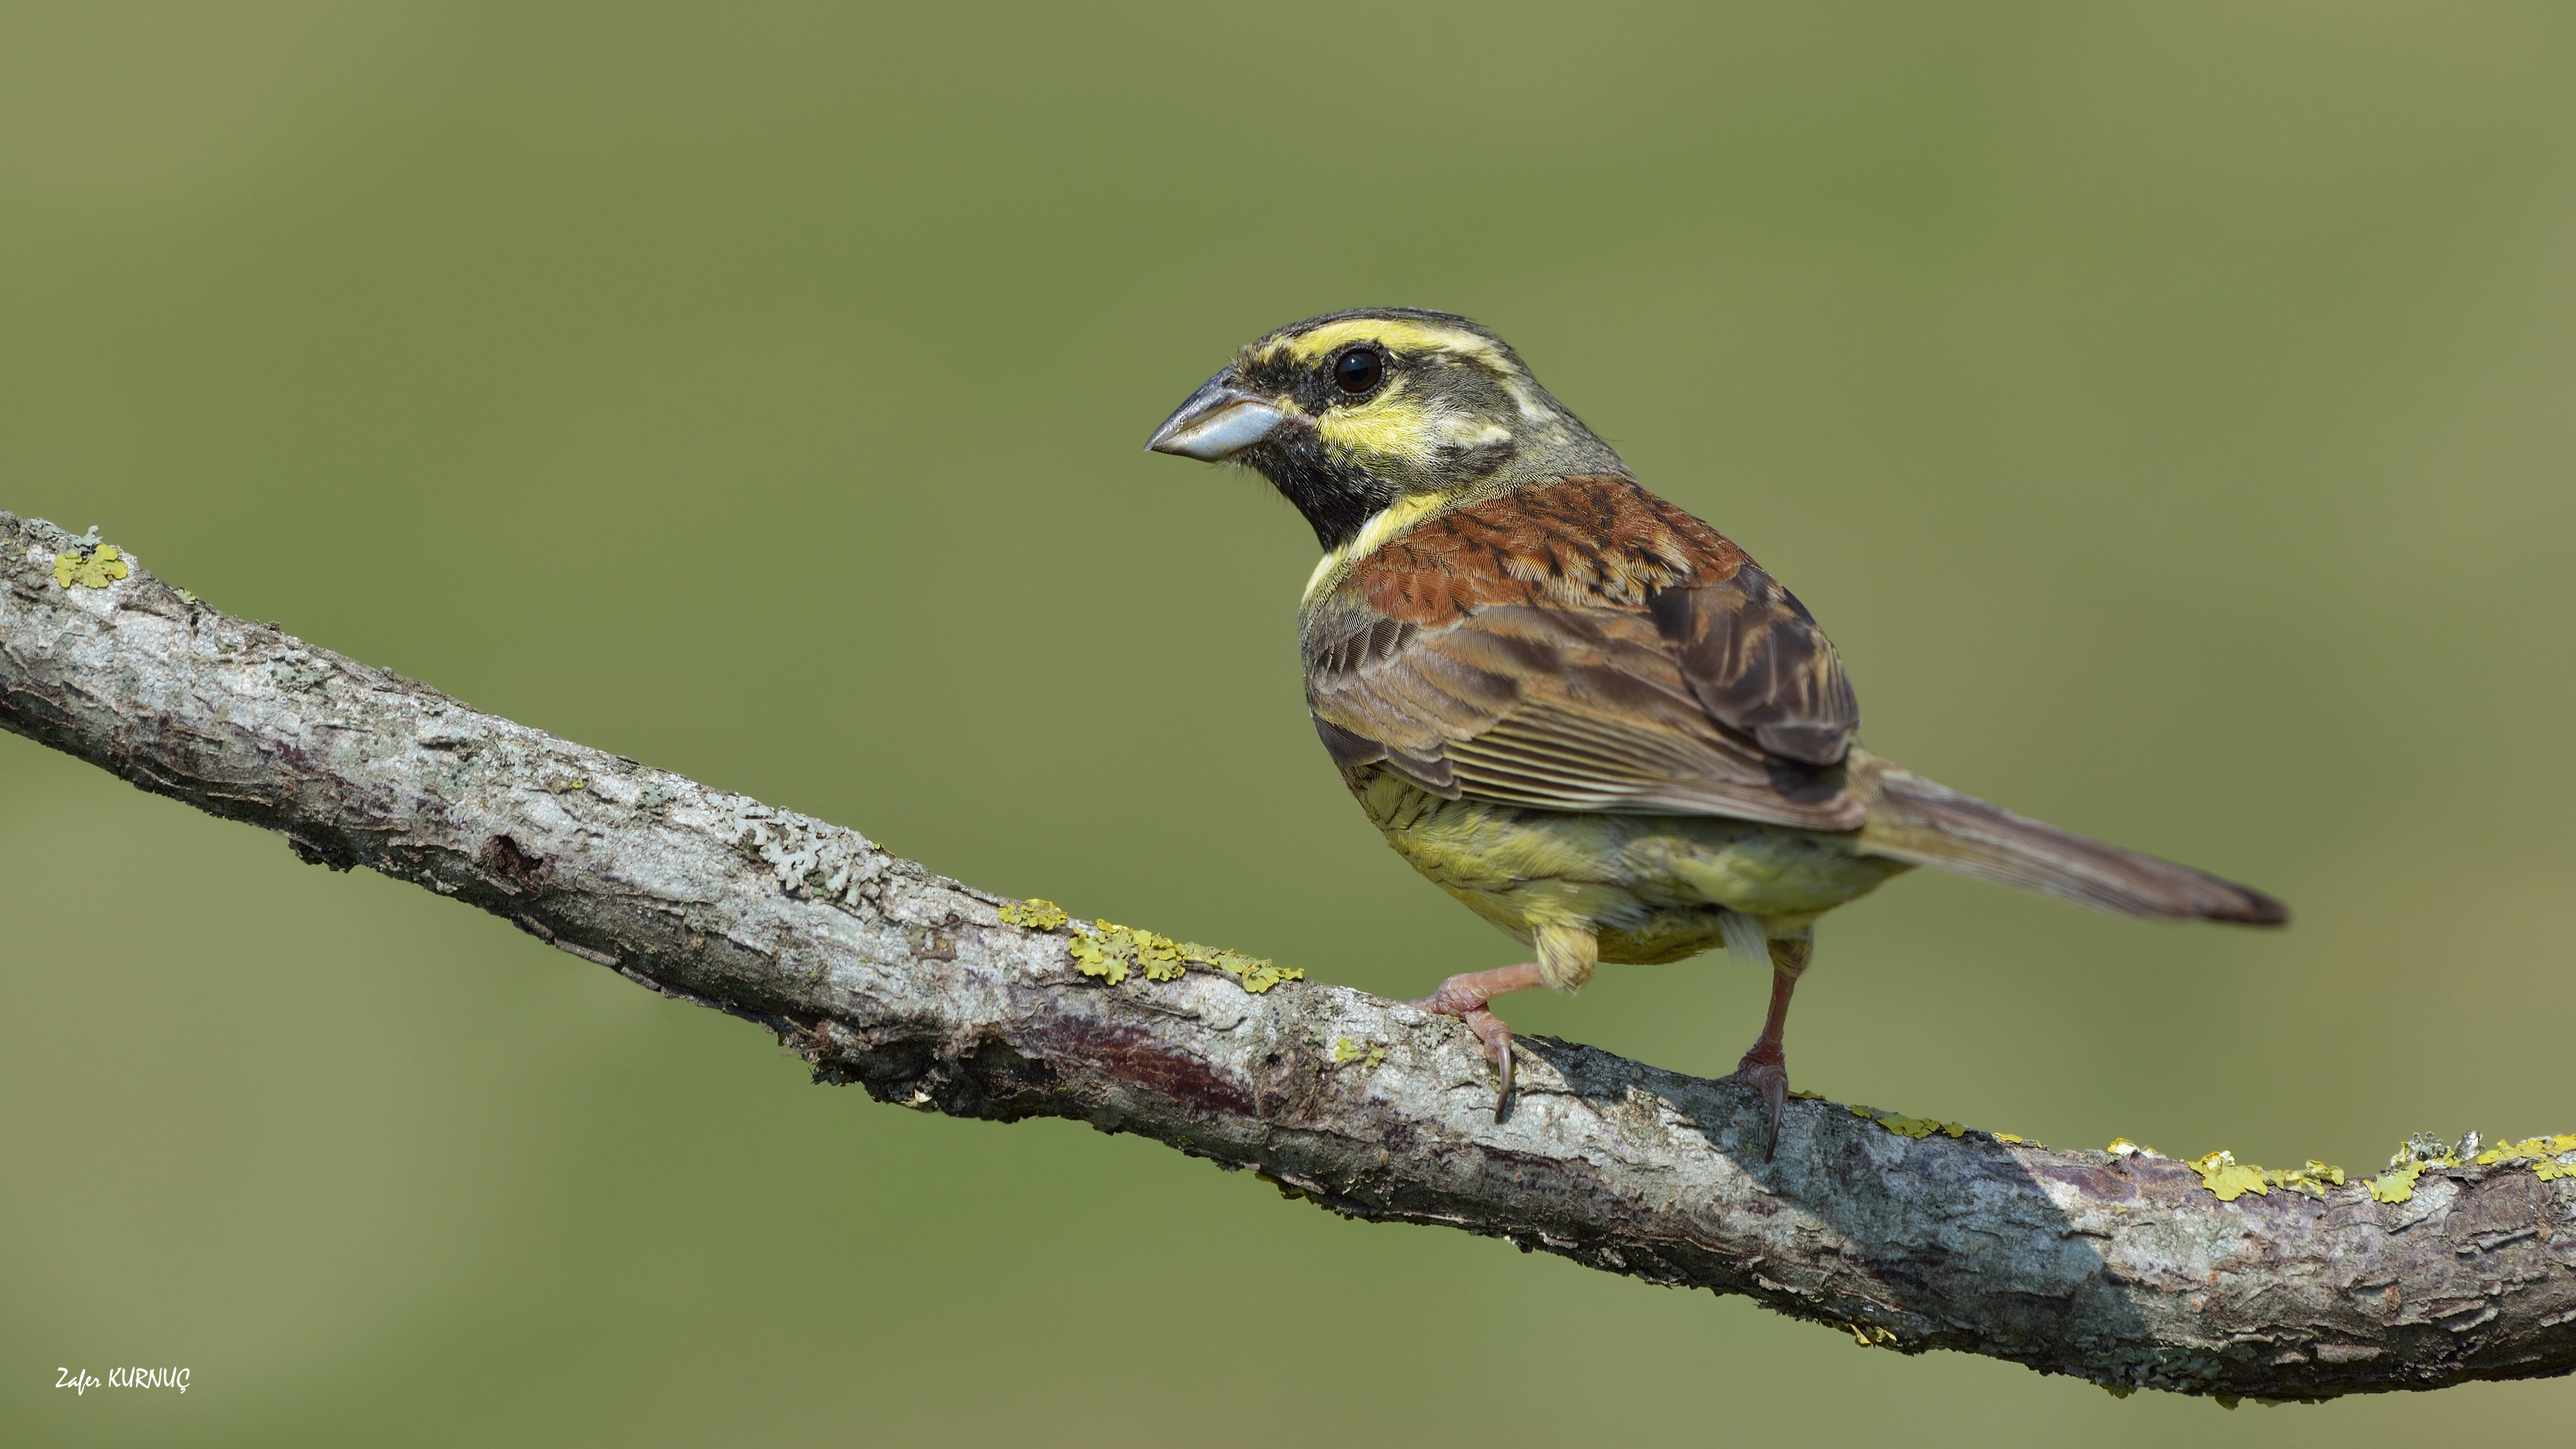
[1144,368,1292,461]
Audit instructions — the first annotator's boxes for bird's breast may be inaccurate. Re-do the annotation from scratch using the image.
[1342,763,1911,962]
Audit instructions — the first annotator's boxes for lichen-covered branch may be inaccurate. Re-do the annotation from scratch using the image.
[5,511,2571,1403]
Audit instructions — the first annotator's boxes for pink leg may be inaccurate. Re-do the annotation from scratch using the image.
[1408,961,1547,1120]
[1721,933,1812,1159]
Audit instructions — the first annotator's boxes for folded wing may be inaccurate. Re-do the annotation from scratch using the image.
[1302,475,1866,831]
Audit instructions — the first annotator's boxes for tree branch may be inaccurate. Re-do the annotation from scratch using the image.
[6,510,2571,1402]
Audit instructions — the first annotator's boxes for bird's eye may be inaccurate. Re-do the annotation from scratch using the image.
[1333,347,1385,394]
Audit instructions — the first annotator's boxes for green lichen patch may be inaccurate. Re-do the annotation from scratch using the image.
[1846,1104,1964,1140]
[2184,1151,2265,1201]
[52,542,129,590]
[2361,1133,2475,1203]
[1065,922,1187,983]
[1134,928,1189,982]
[1187,942,1299,994]
[1788,1092,2033,1144]
[1332,1036,1388,1069]
[2182,1151,2348,1202]
[2264,1163,2345,1198]
[2364,1161,2427,1203]
[1067,920,1137,983]
[2432,1130,2576,1183]
[2020,1125,2560,1204]
[997,898,1069,931]
[2472,1134,2576,1167]
[1061,917,1302,994]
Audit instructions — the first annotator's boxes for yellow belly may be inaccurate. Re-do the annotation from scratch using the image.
[1346,765,1911,970]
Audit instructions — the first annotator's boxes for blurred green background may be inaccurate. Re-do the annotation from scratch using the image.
[5,2,2572,1442]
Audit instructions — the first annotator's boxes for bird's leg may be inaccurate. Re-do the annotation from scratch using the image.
[1407,961,1546,1120]
[1723,930,1813,1159]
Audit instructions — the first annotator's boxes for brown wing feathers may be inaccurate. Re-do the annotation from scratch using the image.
[1303,475,1867,830]
[1301,473,2284,926]
[1648,572,1856,766]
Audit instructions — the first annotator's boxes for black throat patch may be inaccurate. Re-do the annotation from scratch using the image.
[1238,428,1398,551]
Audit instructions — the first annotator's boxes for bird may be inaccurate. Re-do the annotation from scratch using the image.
[1144,307,2286,1144]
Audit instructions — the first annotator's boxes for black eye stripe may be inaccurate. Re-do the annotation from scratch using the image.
[1332,347,1385,395]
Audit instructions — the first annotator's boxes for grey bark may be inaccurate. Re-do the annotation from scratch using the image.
[5,510,2571,1403]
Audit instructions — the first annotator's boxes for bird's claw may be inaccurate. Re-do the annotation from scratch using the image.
[1405,993,1517,1120]
[1407,963,1546,1122]
[1723,1046,1790,1159]
[1465,1008,1515,1120]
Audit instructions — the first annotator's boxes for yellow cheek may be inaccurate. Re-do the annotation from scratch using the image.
[1313,382,1429,464]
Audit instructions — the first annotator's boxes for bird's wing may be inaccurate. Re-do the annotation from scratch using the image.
[1303,474,1867,831]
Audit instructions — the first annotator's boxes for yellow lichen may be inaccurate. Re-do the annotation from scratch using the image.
[1181,941,1301,993]
[52,543,129,590]
[1063,918,1302,994]
[2361,1135,2473,1204]
[2463,1132,2576,1182]
[2184,1150,2269,1201]
[2181,1151,2348,1202]
[1846,1104,1964,1139]
[2473,1134,2576,1166]
[2364,1162,2424,1203]
[1332,1036,1388,1068]
[2263,1162,2345,1199]
[2108,1138,2163,1159]
[1131,928,1189,982]
[997,898,1069,931]
[1068,919,1137,984]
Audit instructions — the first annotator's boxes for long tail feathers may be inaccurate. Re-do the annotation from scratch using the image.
[1849,750,2289,926]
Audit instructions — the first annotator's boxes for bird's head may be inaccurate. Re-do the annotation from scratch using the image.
[1145,309,1626,551]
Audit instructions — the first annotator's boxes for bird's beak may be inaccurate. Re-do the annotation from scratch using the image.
[1144,368,1292,461]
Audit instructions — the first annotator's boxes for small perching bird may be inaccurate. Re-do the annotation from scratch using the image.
[1146,309,2286,1142]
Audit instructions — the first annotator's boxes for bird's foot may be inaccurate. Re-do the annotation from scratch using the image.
[1722,1041,1791,1159]
[1408,962,1545,1121]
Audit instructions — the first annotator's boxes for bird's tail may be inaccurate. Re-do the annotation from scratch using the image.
[1847,749,2289,926]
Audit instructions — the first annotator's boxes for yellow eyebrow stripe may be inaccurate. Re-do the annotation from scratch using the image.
[1262,319,1515,372]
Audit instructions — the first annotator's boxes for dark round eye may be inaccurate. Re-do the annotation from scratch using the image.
[1333,347,1385,394]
